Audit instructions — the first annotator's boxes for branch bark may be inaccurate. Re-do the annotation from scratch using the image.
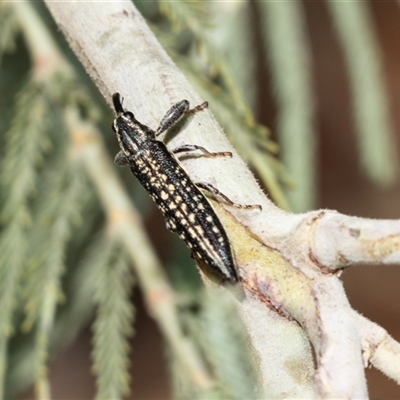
[44,1,400,398]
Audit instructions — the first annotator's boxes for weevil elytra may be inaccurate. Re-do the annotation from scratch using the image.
[111,93,261,283]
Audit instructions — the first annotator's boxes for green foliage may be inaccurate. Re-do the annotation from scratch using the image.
[25,161,90,396]
[260,2,316,211]
[199,289,260,400]
[91,240,135,400]
[170,288,263,400]
[159,0,208,34]
[0,4,19,63]
[328,1,398,185]
[5,232,115,398]
[23,160,88,330]
[0,9,104,394]
[0,82,53,395]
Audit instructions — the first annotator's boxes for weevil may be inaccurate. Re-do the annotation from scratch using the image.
[111,93,261,283]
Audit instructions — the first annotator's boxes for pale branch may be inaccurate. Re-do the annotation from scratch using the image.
[311,211,400,270]
[352,309,400,384]
[216,206,370,397]
[43,1,400,398]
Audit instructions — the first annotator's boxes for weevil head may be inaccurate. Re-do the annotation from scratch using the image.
[111,93,154,156]
[112,93,135,132]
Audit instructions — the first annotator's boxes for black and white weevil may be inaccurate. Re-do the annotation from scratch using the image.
[111,93,261,283]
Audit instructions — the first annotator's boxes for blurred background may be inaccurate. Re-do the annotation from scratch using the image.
[0,0,398,398]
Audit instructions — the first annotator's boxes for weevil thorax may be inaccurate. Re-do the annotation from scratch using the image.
[113,112,155,157]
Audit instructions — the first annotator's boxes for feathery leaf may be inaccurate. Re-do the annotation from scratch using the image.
[0,81,52,395]
[328,1,398,185]
[92,240,135,400]
[0,4,19,63]
[260,1,316,211]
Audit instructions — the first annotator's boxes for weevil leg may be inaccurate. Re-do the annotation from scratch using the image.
[156,101,208,137]
[185,101,208,115]
[195,182,262,210]
[114,151,130,166]
[156,100,190,137]
[172,144,232,159]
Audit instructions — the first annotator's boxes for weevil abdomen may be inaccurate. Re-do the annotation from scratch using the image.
[130,140,237,282]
